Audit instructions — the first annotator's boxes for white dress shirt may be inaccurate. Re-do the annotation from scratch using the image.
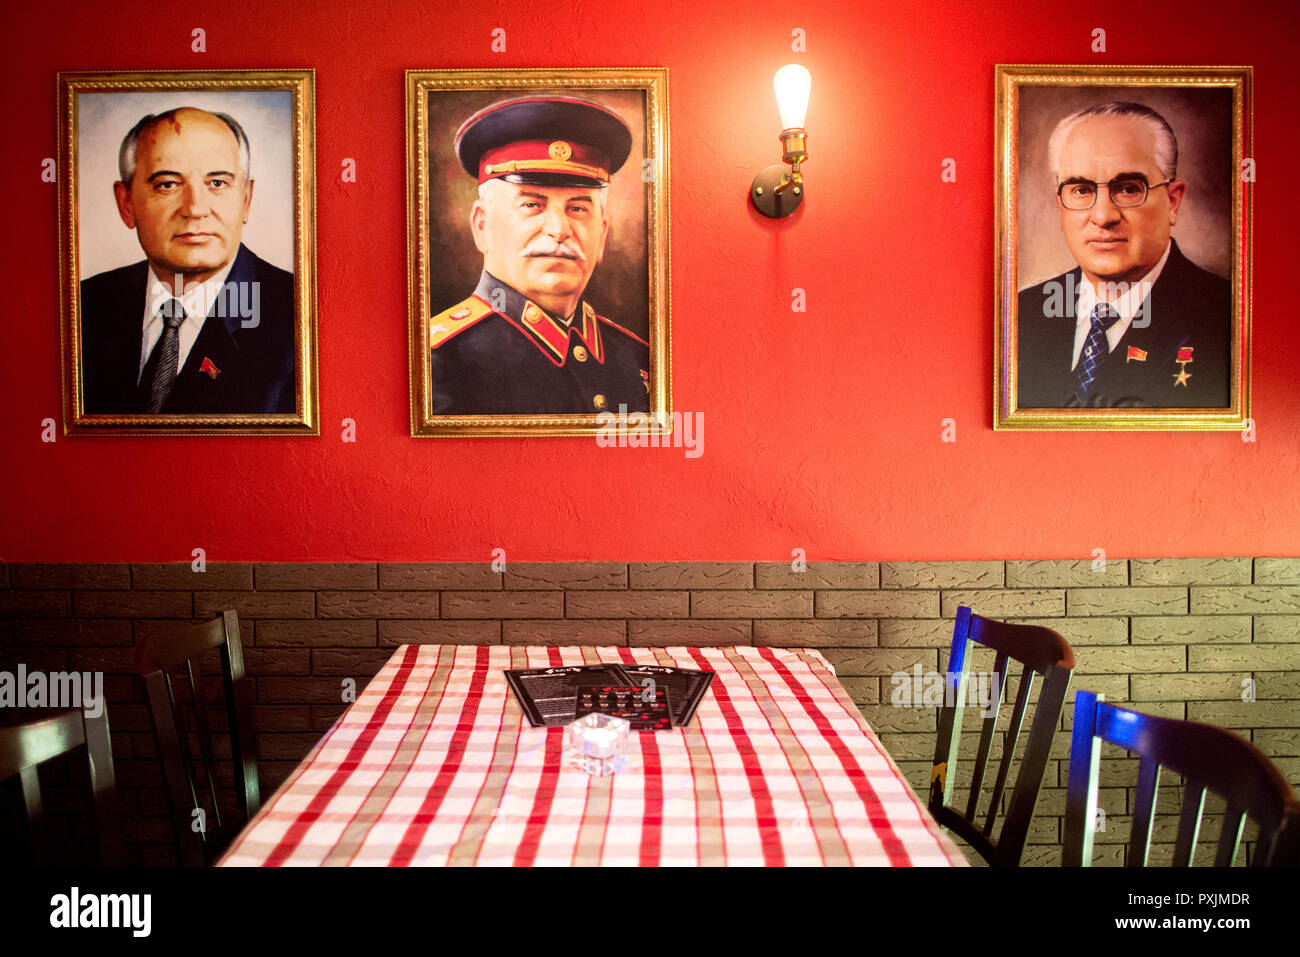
[1070,240,1172,371]
[137,262,237,383]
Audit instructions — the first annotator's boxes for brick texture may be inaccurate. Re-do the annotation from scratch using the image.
[2,558,1294,868]
[882,561,1003,589]
[133,563,254,590]
[1129,558,1251,586]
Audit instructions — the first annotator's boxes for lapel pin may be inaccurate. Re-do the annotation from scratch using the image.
[200,357,221,379]
[1126,346,1147,363]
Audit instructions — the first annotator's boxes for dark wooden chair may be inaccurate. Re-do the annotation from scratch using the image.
[134,609,259,866]
[1275,802,1300,867]
[928,605,1075,866]
[1064,691,1297,866]
[0,706,123,865]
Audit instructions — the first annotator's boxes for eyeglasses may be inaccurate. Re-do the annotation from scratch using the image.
[1057,176,1173,210]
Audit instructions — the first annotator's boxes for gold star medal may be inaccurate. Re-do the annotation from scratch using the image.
[1173,346,1193,388]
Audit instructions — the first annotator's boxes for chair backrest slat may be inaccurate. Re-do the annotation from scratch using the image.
[983,664,1034,836]
[1128,756,1161,866]
[144,670,204,867]
[1172,784,1206,866]
[929,605,1074,867]
[220,616,260,819]
[1215,809,1246,866]
[1065,690,1295,867]
[185,660,224,831]
[168,672,205,821]
[964,650,1007,821]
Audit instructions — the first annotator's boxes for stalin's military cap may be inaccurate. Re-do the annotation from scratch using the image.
[454,95,633,189]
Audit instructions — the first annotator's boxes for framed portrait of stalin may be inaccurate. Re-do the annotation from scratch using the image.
[58,70,318,435]
[994,65,1252,431]
[406,69,671,437]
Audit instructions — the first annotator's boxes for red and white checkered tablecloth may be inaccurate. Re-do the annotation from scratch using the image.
[218,645,968,867]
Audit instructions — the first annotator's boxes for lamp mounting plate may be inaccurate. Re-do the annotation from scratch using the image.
[751,164,803,218]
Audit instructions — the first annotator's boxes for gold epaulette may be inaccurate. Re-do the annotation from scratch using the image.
[430,295,493,349]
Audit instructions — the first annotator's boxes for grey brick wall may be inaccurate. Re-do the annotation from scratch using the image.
[0,558,1295,867]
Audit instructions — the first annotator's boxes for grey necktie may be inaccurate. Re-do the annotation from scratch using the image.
[143,299,186,414]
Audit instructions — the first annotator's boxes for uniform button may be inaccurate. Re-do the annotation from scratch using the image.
[592,394,607,411]
[524,305,542,324]
[451,308,470,319]
[573,345,588,362]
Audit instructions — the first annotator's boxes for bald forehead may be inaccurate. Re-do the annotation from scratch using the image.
[1058,115,1160,176]
[131,109,243,183]
[138,109,238,152]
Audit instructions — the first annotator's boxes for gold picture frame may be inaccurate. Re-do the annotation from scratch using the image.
[58,69,318,435]
[994,65,1251,430]
[406,68,671,437]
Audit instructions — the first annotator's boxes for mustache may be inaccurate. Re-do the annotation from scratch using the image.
[520,238,587,261]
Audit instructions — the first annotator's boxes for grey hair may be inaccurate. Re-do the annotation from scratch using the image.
[1047,101,1178,182]
[118,108,251,186]
[477,176,608,217]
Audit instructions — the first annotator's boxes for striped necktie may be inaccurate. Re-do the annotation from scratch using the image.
[143,299,186,413]
[1072,302,1121,401]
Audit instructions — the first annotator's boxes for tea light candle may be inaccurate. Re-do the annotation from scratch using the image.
[565,713,630,776]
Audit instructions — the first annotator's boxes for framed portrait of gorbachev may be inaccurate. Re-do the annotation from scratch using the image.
[58,70,318,435]
[406,69,671,437]
[994,65,1252,431]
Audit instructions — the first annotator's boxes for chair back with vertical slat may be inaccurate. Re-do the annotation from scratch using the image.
[134,609,259,866]
[0,706,123,866]
[1274,802,1300,867]
[928,605,1075,866]
[1064,691,1296,866]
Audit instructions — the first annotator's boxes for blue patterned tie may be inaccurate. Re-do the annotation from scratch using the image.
[1073,303,1121,400]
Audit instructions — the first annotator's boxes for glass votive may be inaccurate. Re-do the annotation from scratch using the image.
[564,713,630,777]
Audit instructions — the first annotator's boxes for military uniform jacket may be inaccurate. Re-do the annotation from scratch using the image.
[429,271,650,415]
[80,243,296,415]
[1016,240,1231,409]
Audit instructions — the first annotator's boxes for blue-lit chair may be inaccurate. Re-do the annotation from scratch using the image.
[1064,691,1296,866]
[928,606,1075,866]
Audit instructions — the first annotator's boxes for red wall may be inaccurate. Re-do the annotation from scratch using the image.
[3,0,1297,562]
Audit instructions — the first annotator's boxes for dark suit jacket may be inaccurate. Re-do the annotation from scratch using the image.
[1017,240,1231,408]
[80,243,295,414]
[429,271,650,415]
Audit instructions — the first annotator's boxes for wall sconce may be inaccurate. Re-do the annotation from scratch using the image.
[751,64,811,218]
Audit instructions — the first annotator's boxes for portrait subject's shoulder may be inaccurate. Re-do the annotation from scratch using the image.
[1017,268,1079,314]
[430,295,495,349]
[1182,256,1232,308]
[250,249,294,283]
[593,310,650,348]
[80,260,148,301]
[240,246,294,302]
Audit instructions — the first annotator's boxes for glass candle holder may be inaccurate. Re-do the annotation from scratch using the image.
[564,713,630,777]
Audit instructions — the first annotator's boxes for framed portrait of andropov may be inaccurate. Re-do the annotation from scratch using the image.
[994,65,1252,431]
[406,68,671,437]
[58,70,318,435]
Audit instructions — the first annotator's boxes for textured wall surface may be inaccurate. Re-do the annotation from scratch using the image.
[1,559,1296,866]
[2,0,1299,562]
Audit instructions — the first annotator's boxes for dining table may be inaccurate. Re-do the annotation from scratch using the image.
[218,644,968,866]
